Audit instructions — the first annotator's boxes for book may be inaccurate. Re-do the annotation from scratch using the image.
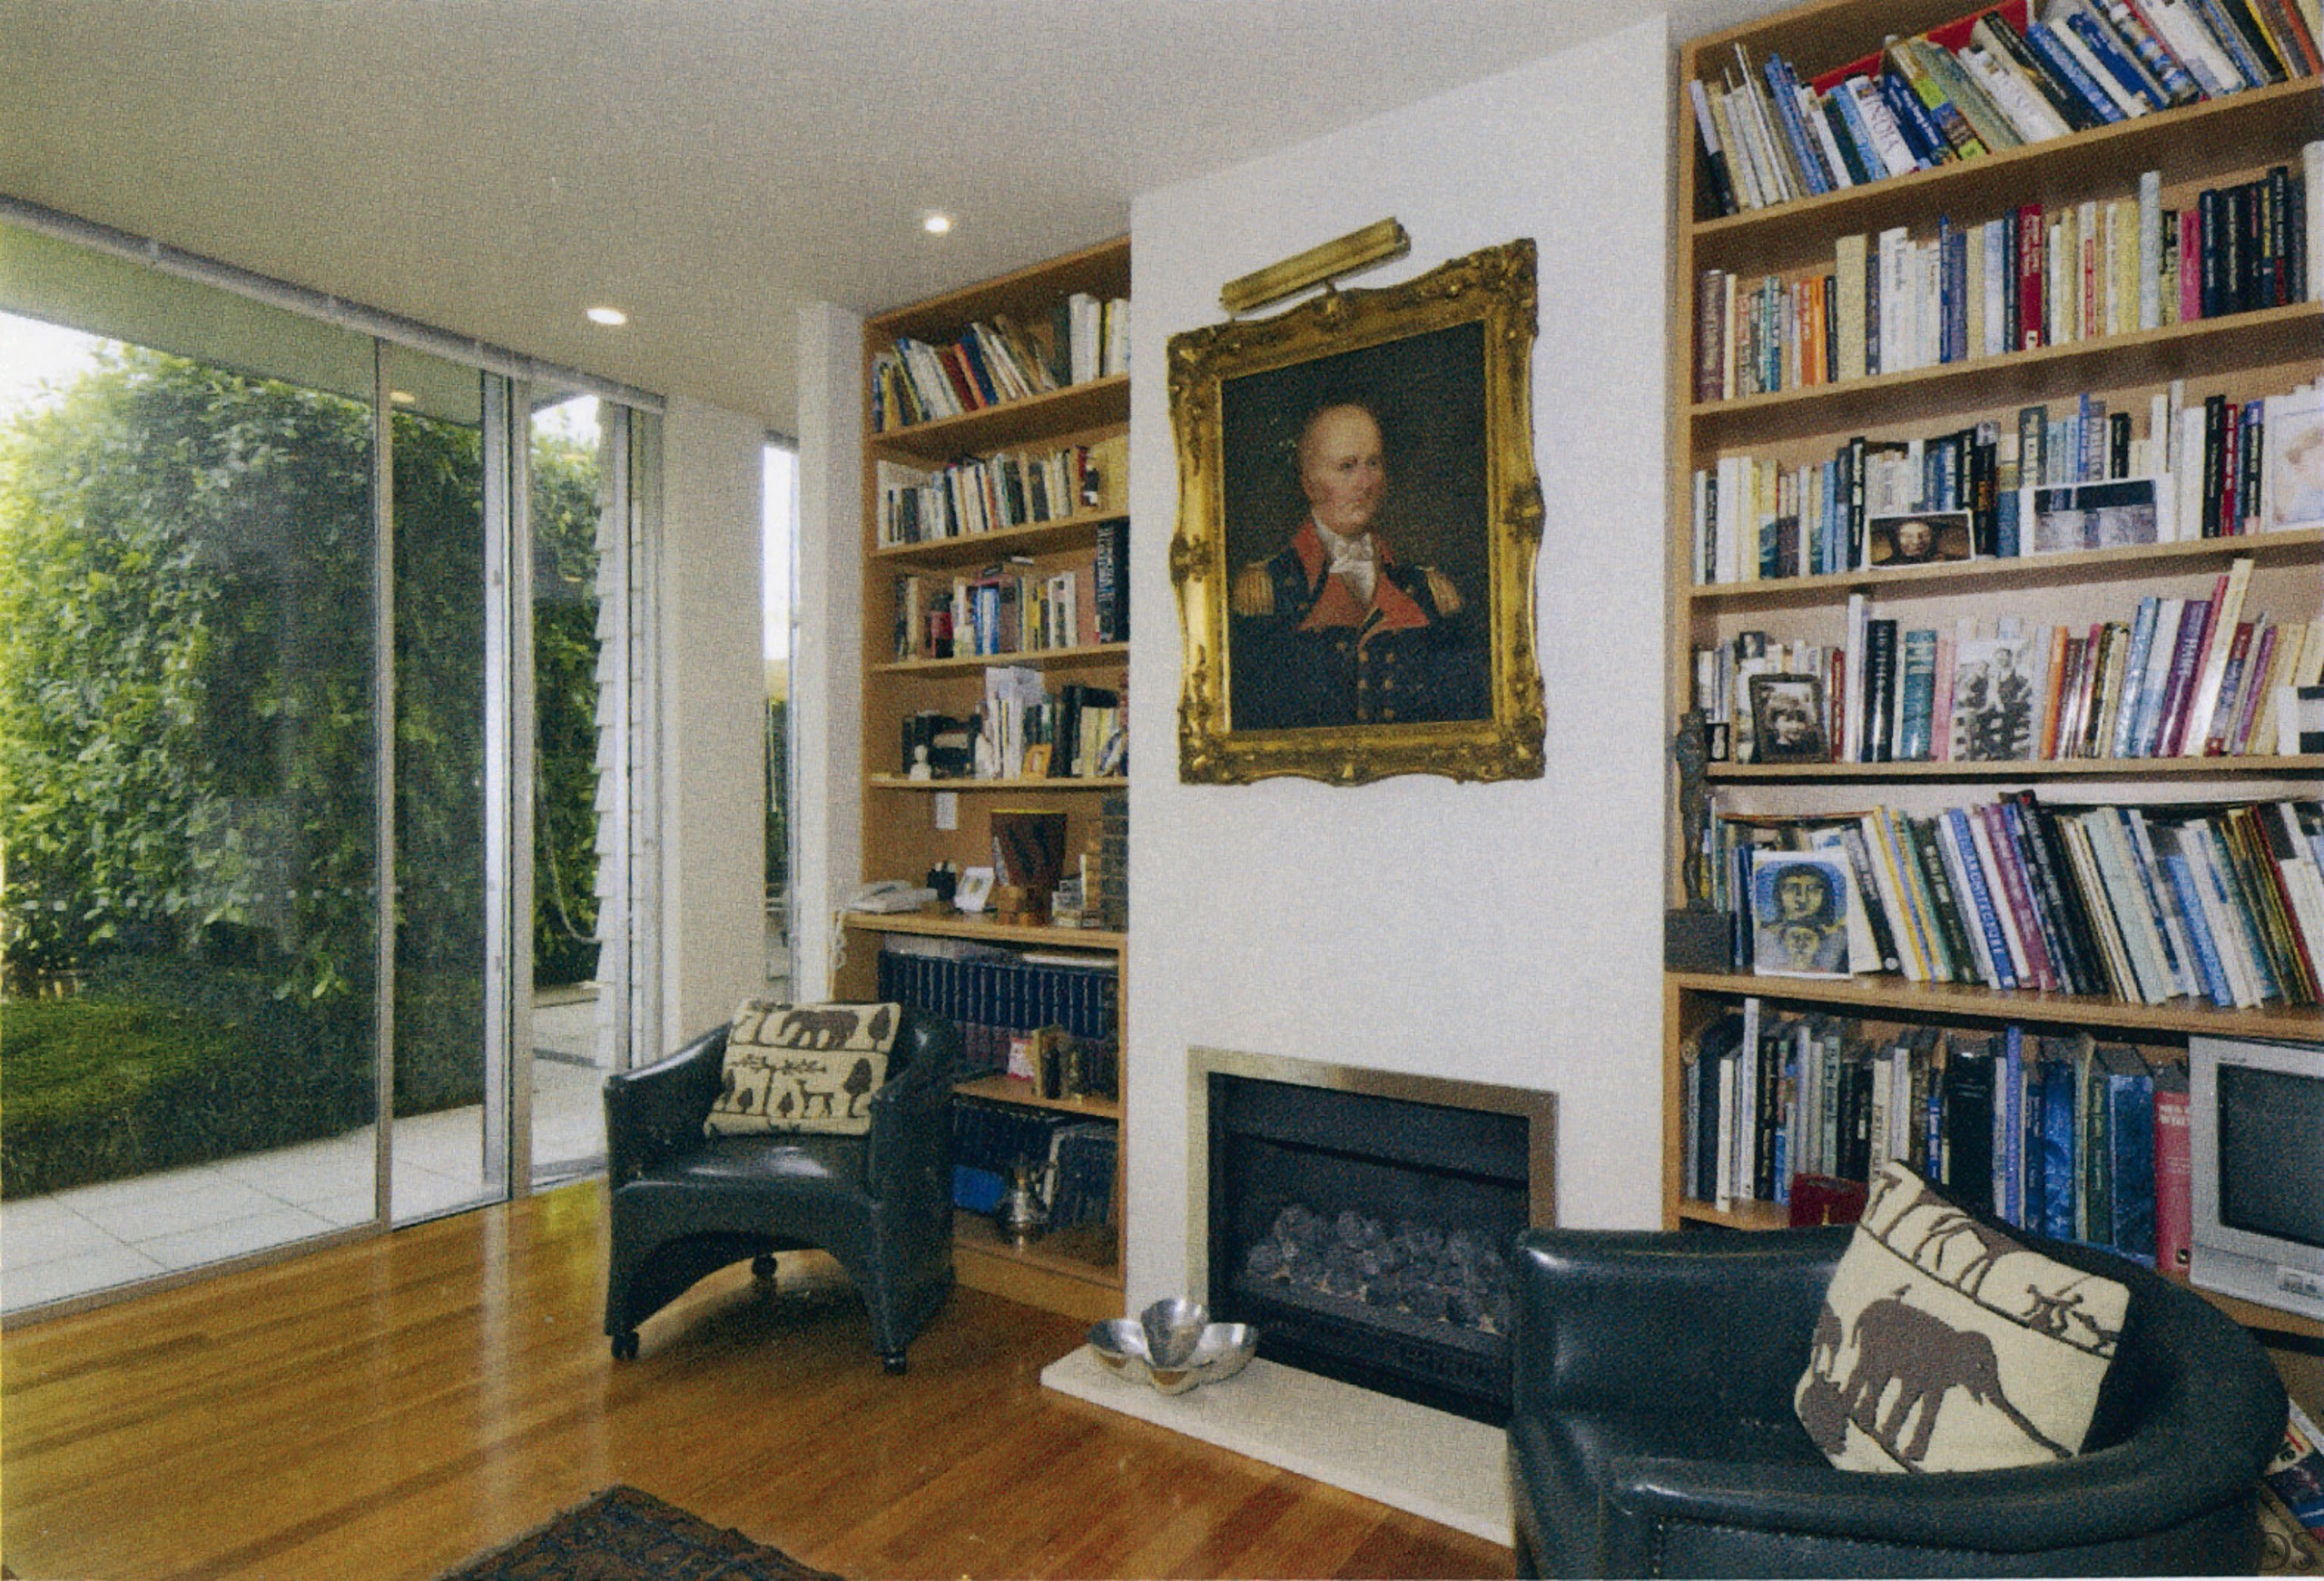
[2095,1042,2157,1263]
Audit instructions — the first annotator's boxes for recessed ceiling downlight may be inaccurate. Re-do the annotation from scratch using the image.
[586,306,628,327]
[921,212,954,236]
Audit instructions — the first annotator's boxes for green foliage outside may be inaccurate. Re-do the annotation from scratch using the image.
[0,347,607,1193]
[2,957,369,1198]
[765,697,789,894]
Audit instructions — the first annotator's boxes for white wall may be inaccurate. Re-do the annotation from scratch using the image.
[657,392,771,1042]
[1124,16,1675,1307]
[791,301,866,1003]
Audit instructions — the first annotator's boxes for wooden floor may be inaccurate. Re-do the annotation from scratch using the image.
[1,1182,1512,1580]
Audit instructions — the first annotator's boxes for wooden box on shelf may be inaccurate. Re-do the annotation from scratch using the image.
[847,236,1133,1320]
[1663,0,2322,1343]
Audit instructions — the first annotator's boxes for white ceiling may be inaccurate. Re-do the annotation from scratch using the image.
[3,1,1780,430]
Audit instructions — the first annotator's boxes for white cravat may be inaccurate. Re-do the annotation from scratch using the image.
[1314,519,1378,605]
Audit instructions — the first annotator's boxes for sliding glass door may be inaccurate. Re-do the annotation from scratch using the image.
[0,289,385,1304]
[0,217,660,1309]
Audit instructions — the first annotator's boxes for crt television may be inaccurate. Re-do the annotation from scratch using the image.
[2188,1035,2324,1325]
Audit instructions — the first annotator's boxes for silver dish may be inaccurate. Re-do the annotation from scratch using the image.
[1088,1301,1257,1395]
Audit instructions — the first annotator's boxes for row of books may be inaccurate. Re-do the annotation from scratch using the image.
[954,667,1123,783]
[875,938,1120,1057]
[950,1096,1116,1231]
[1693,380,2324,585]
[1708,794,2324,1007]
[1694,150,2319,403]
[1682,1003,2190,1278]
[890,520,1127,663]
[896,560,1085,663]
[870,293,1128,432]
[1693,0,2320,221]
[874,436,1125,547]
[1699,568,2324,767]
[2269,1400,2324,1557]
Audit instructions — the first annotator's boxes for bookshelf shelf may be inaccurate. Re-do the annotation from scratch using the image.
[846,237,1132,1324]
[842,910,1125,953]
[873,506,1129,570]
[873,641,1129,677]
[1689,526,2324,608]
[1668,969,2324,1041]
[1676,1199,1794,1231]
[1690,301,2321,450]
[952,1213,1122,1321]
[954,1073,1123,1122]
[1663,0,2324,1311]
[1690,78,2323,270]
[1709,753,2324,782]
[872,374,1128,461]
[867,775,1128,792]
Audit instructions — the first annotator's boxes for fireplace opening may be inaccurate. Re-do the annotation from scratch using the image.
[1207,1072,1537,1425]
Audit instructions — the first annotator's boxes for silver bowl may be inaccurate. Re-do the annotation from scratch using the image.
[1088,1302,1258,1395]
[1140,1296,1211,1369]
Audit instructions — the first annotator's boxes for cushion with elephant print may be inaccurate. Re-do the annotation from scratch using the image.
[1794,1161,2129,1475]
[704,1001,902,1138]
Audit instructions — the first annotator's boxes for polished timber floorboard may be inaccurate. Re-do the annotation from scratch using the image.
[1,1182,1511,1581]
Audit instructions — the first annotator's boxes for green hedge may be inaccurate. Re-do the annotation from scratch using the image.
[1,973,371,1200]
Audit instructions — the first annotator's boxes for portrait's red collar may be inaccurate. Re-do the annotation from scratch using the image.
[1290,519,1427,635]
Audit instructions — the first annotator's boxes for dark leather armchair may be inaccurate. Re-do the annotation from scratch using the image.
[603,1008,959,1373]
[1508,1226,2287,1578]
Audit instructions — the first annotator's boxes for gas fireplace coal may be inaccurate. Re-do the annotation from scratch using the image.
[1201,1060,1554,1426]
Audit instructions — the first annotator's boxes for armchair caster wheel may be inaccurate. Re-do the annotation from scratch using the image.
[611,1331,639,1361]
[751,1254,779,1280]
[881,1351,909,1376]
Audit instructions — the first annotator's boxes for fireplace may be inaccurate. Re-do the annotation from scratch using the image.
[1191,1049,1555,1426]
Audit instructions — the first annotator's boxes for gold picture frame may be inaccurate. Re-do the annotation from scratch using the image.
[1168,239,1545,786]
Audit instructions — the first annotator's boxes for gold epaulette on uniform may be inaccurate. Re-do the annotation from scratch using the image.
[1421,566,1462,616]
[1230,562,1276,617]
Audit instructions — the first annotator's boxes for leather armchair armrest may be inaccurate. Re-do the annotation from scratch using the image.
[1514,1228,1846,1426]
[604,1026,727,1184]
[1600,1432,2215,1556]
[865,1013,960,1201]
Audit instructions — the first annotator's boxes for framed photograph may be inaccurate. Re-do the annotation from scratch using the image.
[2260,385,2324,531]
[1866,509,1974,567]
[1167,239,1545,785]
[1749,851,1854,979]
[2027,479,2159,553]
[952,865,994,914]
[1747,672,1831,764]
[1950,633,2036,762]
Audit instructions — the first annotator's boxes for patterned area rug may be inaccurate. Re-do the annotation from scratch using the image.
[436,1486,838,1581]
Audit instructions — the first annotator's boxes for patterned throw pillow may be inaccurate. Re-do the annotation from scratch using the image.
[1794,1161,2130,1474]
[704,1001,901,1138]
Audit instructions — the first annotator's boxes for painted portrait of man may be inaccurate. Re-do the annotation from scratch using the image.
[1218,322,1490,734]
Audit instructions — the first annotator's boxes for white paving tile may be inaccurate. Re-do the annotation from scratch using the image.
[0,1201,110,1271]
[212,1131,376,1204]
[139,1207,340,1272]
[309,1192,381,1229]
[2,1243,168,1313]
[74,1175,283,1244]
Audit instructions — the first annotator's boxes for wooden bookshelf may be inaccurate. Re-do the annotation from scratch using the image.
[873,641,1128,678]
[866,774,1128,793]
[848,236,1131,1320]
[1663,0,2324,1347]
[1687,525,2324,608]
[1710,753,2324,781]
[842,909,1124,954]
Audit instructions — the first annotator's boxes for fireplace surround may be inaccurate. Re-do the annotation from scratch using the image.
[1187,1048,1556,1424]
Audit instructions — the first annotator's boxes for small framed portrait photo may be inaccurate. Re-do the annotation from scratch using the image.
[1747,672,1830,764]
[1749,851,1855,979]
[1866,509,1973,568]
